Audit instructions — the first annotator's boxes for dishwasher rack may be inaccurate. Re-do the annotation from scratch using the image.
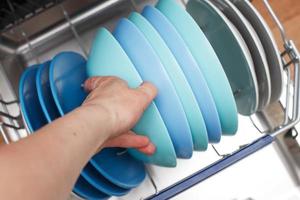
[0,0,299,199]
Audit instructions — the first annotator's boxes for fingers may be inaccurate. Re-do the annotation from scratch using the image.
[135,82,157,110]
[84,76,128,92]
[103,131,156,155]
[84,76,102,92]
[104,131,150,149]
[136,143,156,155]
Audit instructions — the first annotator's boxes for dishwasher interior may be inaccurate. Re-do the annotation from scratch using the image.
[0,0,300,199]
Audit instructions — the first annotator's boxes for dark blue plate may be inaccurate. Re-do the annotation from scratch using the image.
[73,176,109,200]
[81,163,130,196]
[49,52,87,115]
[36,61,60,122]
[19,65,47,132]
[90,148,146,189]
[49,51,145,194]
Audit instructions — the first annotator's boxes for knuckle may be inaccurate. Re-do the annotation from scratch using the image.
[135,90,150,106]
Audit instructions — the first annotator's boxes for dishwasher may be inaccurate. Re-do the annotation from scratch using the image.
[0,0,300,199]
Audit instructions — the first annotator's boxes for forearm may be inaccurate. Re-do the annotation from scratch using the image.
[0,107,109,200]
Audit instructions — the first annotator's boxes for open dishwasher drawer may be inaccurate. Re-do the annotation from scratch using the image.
[0,0,300,199]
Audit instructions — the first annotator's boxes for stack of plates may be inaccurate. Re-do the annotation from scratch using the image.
[19,0,282,199]
[186,0,283,115]
[19,53,146,199]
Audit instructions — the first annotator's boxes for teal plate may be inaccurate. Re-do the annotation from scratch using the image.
[232,0,283,103]
[156,0,238,135]
[129,12,206,152]
[142,6,221,143]
[187,0,259,115]
[210,0,271,112]
[87,28,177,167]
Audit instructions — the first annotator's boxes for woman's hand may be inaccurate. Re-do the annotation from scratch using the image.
[0,76,157,200]
[82,76,157,155]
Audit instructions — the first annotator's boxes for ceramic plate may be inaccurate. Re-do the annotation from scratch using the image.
[187,0,259,115]
[113,19,202,151]
[20,65,107,198]
[81,162,130,196]
[141,6,221,144]
[73,176,109,200]
[129,12,199,154]
[87,28,177,167]
[211,0,271,111]
[36,61,60,122]
[232,0,283,103]
[19,65,47,132]
[90,148,145,189]
[113,19,208,151]
[156,0,238,135]
[49,52,146,191]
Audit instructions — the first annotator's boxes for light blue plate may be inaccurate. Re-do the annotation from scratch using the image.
[142,6,221,144]
[129,12,208,150]
[19,65,47,132]
[87,28,177,166]
[49,52,145,195]
[36,61,60,122]
[113,19,201,151]
[157,0,238,135]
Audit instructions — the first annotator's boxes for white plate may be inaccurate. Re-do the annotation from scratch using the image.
[211,0,272,111]
[232,0,283,103]
[187,0,259,115]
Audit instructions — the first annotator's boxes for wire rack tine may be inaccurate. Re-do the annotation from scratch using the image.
[6,0,40,64]
[0,99,19,105]
[0,125,10,144]
[129,0,139,12]
[249,115,266,134]
[21,30,40,64]
[284,67,292,125]
[145,166,158,196]
[0,122,23,130]
[0,94,22,139]
[291,43,300,120]
[0,111,21,120]
[60,5,88,58]
[260,0,300,138]
[211,145,229,158]
[180,0,186,6]
[263,0,288,44]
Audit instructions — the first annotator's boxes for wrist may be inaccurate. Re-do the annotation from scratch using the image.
[71,105,113,148]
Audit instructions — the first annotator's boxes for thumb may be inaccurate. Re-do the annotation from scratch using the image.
[84,77,100,92]
[134,82,157,111]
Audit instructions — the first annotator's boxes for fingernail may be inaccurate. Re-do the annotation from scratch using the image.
[141,136,150,146]
[146,143,156,155]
